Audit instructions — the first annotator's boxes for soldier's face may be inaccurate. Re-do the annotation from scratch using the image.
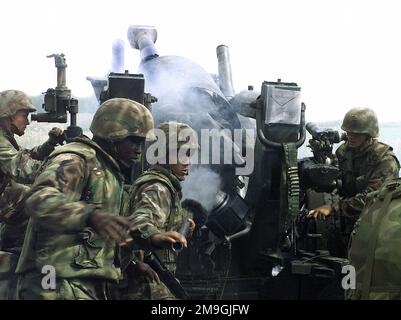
[171,149,191,181]
[10,110,29,136]
[346,131,369,148]
[115,136,145,165]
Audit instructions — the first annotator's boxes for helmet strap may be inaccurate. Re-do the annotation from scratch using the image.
[0,118,20,150]
[362,135,373,146]
[0,117,12,133]
[10,123,24,136]
[93,136,119,161]
[111,140,134,171]
[351,137,374,153]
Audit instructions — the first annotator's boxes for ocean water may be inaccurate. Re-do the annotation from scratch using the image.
[379,123,401,161]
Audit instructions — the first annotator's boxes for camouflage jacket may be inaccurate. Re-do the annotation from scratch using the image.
[0,127,55,251]
[0,127,54,192]
[347,178,401,300]
[0,182,30,252]
[128,165,185,271]
[16,137,125,281]
[334,140,400,220]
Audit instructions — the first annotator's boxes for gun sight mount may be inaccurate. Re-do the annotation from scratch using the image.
[31,53,82,140]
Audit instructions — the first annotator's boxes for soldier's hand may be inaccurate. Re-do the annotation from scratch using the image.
[87,209,131,244]
[187,218,196,238]
[368,177,384,190]
[48,127,65,146]
[307,204,333,220]
[150,231,187,250]
[135,261,160,285]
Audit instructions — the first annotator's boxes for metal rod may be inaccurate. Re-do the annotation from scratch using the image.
[216,45,235,99]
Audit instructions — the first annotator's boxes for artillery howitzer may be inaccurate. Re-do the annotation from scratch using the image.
[176,80,348,299]
[86,25,350,299]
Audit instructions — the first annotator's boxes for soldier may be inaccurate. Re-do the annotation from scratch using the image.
[308,107,400,255]
[0,89,64,299]
[15,98,157,300]
[346,177,401,300]
[120,121,198,300]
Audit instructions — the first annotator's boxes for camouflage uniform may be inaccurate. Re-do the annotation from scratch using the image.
[335,141,399,217]
[121,165,186,300]
[0,90,56,300]
[120,122,198,300]
[347,178,401,300]
[0,128,55,249]
[15,98,154,300]
[332,108,400,254]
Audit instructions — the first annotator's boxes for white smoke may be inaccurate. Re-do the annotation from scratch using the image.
[181,166,222,212]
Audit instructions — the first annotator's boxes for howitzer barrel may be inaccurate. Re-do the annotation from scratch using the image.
[127,25,158,61]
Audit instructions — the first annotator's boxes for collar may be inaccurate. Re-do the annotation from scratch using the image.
[148,164,182,192]
[345,139,375,157]
[70,136,123,177]
[0,127,20,150]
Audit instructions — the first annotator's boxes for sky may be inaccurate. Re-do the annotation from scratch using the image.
[1,0,401,122]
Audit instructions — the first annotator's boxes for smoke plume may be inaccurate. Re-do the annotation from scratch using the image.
[181,166,222,212]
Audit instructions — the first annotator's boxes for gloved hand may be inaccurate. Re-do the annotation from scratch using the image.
[307,204,333,220]
[48,127,65,146]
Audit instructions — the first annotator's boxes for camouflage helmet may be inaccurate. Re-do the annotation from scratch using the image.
[0,90,36,119]
[157,121,199,150]
[90,98,155,142]
[341,107,379,138]
[153,121,199,165]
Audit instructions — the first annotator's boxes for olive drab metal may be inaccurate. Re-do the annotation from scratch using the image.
[341,107,379,138]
